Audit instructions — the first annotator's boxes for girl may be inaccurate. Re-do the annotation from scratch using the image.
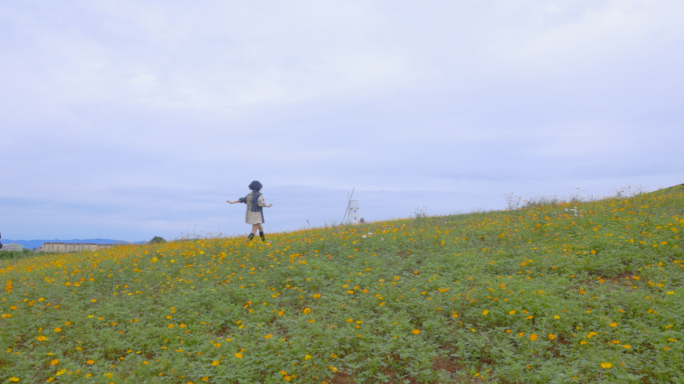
[227,180,273,241]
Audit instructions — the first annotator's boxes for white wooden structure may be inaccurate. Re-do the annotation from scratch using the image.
[347,200,360,224]
[343,188,361,224]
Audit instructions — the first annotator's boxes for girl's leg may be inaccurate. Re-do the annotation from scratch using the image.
[257,223,266,241]
[248,224,259,241]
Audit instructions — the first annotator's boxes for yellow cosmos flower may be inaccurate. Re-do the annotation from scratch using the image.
[36,335,47,341]
[234,353,243,359]
[548,334,556,340]
[211,360,220,366]
[412,329,421,334]
[600,362,613,369]
[482,310,489,315]
[529,334,538,341]
[264,334,273,339]
[302,308,311,314]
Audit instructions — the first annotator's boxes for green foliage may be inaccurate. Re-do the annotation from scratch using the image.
[0,186,683,383]
[0,248,34,260]
[149,236,167,244]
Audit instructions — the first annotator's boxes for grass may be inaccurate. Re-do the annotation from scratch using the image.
[1,186,682,383]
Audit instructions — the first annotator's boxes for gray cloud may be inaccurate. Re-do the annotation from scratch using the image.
[1,0,682,241]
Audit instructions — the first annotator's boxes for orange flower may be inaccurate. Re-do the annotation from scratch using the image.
[529,334,538,341]
[412,329,421,334]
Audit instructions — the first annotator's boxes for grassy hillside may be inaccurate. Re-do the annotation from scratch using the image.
[1,188,683,383]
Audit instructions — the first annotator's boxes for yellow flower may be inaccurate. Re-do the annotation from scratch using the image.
[50,359,59,365]
[302,308,311,314]
[211,360,220,366]
[9,378,20,382]
[234,353,243,359]
[548,334,556,340]
[412,329,421,334]
[622,345,631,349]
[36,335,47,341]
[54,328,61,332]
[529,334,538,341]
[313,294,321,299]
[55,369,66,376]
[609,322,618,327]
[264,334,273,339]
[482,310,489,315]
[87,360,95,364]
[600,362,613,369]
[508,310,516,315]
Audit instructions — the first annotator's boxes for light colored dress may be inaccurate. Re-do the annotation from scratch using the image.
[243,191,268,224]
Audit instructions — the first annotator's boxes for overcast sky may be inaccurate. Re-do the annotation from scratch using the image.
[1,0,683,242]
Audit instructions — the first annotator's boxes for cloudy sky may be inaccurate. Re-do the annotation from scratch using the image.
[1,0,682,242]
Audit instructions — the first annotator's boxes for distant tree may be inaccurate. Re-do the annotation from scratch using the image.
[149,236,167,244]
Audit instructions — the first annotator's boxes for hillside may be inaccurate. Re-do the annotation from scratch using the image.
[0,187,682,383]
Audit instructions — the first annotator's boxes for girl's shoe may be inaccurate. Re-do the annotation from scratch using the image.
[247,233,255,241]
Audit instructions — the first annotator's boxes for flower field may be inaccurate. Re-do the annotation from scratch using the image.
[1,186,683,383]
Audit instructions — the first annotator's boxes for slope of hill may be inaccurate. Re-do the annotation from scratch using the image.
[0,187,682,383]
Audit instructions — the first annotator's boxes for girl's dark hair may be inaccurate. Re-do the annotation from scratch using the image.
[248,180,263,191]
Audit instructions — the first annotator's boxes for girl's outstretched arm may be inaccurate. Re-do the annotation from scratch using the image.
[227,200,240,204]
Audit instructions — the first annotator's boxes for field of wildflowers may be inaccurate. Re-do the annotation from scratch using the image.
[1,186,682,383]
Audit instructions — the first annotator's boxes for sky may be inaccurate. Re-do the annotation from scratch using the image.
[1,0,683,242]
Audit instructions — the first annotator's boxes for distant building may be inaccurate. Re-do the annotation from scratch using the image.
[0,243,24,252]
[38,242,123,253]
[40,242,98,253]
